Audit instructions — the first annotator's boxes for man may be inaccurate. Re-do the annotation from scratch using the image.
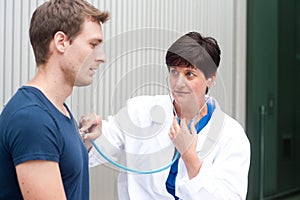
[0,0,109,199]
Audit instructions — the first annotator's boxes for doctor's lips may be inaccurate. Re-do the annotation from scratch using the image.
[173,90,191,94]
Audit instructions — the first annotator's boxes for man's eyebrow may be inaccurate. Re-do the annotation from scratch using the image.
[89,38,103,43]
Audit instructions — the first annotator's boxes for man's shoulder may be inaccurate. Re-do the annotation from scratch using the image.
[0,88,56,133]
[1,87,46,119]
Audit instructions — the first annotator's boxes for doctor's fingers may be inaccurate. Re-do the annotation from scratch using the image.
[169,125,178,140]
[169,117,179,139]
[83,127,102,140]
[79,113,101,132]
[170,116,180,136]
[179,118,191,134]
[83,116,102,140]
[172,116,180,131]
[189,120,197,135]
[180,119,197,135]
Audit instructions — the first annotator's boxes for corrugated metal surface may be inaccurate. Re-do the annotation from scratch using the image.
[0,0,246,199]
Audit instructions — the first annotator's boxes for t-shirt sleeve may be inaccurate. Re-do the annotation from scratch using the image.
[6,106,63,166]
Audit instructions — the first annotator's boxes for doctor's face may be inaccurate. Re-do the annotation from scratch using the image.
[169,66,207,108]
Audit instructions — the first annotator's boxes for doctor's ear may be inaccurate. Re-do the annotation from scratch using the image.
[206,77,216,88]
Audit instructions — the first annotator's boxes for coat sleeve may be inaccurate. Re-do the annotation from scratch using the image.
[88,96,156,167]
[89,116,125,167]
[176,118,251,200]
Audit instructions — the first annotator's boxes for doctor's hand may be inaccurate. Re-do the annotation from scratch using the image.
[169,117,198,157]
[79,113,102,151]
[169,117,202,179]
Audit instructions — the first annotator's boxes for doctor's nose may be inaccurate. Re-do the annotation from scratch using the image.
[174,75,187,88]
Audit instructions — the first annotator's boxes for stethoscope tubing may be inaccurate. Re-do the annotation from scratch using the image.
[91,139,180,174]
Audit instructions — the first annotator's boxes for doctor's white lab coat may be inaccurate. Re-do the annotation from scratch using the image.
[89,95,250,200]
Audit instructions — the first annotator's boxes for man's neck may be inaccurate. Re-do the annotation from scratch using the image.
[26,66,73,118]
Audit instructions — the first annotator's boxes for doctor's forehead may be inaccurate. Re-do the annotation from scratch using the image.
[169,65,201,71]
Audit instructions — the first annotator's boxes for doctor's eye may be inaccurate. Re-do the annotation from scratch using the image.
[186,71,196,78]
[170,69,179,76]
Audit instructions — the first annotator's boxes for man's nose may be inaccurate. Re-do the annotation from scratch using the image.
[97,52,106,63]
[94,45,106,63]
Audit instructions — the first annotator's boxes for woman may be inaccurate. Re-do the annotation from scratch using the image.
[81,32,250,199]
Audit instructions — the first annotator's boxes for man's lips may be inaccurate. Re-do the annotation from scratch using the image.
[89,67,98,75]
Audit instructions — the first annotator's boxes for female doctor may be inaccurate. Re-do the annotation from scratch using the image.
[81,32,251,200]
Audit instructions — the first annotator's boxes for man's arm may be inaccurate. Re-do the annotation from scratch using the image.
[16,160,66,200]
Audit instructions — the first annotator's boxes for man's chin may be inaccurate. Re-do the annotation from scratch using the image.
[74,80,93,87]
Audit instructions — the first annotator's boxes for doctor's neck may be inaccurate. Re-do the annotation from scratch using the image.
[173,101,208,123]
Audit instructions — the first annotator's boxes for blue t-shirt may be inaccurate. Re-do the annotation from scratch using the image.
[0,86,89,200]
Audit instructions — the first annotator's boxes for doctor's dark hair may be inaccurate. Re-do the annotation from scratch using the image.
[165,32,221,79]
[29,0,110,66]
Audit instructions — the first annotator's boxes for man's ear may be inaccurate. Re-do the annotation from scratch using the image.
[53,31,68,53]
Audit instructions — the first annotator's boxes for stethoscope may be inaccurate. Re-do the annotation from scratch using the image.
[90,74,215,174]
